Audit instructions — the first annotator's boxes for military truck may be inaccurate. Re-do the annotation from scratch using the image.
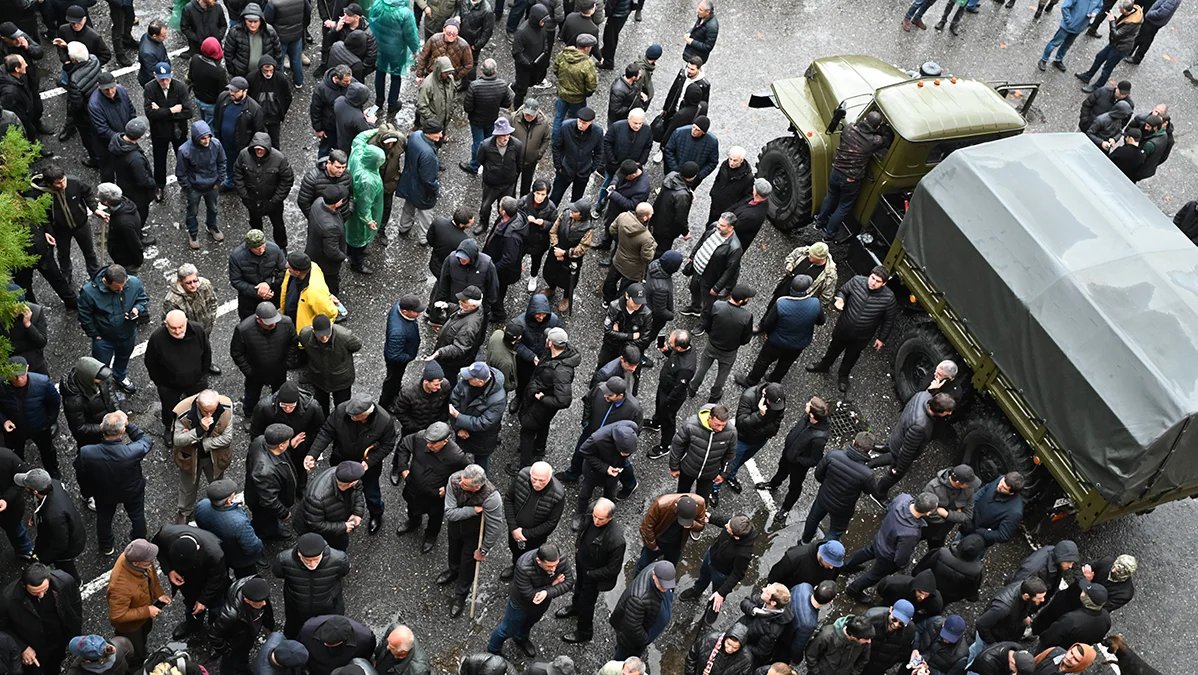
[748,54,1036,240]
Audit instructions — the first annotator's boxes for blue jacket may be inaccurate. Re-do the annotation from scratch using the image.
[397,131,440,209]
[965,477,1024,545]
[764,294,825,351]
[553,118,605,178]
[601,118,653,171]
[255,632,305,675]
[782,582,821,662]
[0,372,60,431]
[77,267,149,340]
[664,126,719,184]
[872,493,925,566]
[176,120,227,190]
[384,300,421,364]
[77,424,152,501]
[193,497,264,567]
[137,34,169,86]
[87,85,136,145]
[1060,0,1102,33]
[1144,0,1180,25]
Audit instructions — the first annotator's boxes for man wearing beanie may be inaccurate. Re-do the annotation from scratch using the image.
[228,228,287,320]
[914,533,986,605]
[109,118,156,228]
[223,4,283,78]
[306,396,396,534]
[664,116,719,188]
[513,326,579,472]
[0,563,82,675]
[1033,642,1096,674]
[247,55,294,148]
[210,576,276,673]
[255,633,309,675]
[188,37,229,125]
[280,253,340,334]
[296,460,367,550]
[195,478,266,576]
[968,643,1036,675]
[394,421,469,550]
[107,539,169,667]
[245,422,300,539]
[251,381,327,495]
[388,360,451,483]
[649,161,697,258]
[64,634,135,675]
[151,522,229,639]
[272,532,349,637]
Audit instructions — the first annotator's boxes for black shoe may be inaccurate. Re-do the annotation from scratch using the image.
[678,587,700,602]
[950,22,961,34]
[646,446,669,460]
[702,602,720,626]
[596,255,612,267]
[115,54,133,67]
[1038,59,1047,71]
[558,470,579,483]
[208,364,222,375]
[514,638,537,658]
[640,356,655,369]
[397,518,419,534]
[390,468,402,486]
[733,374,756,388]
[838,377,851,393]
[500,565,515,581]
[754,481,778,491]
[57,125,76,142]
[709,491,720,508]
[352,261,374,275]
[171,620,193,640]
[616,482,638,501]
[725,477,742,494]
[678,306,701,317]
[561,631,591,643]
[81,157,99,169]
[421,537,436,554]
[772,511,789,529]
[36,122,56,135]
[691,327,706,337]
[504,462,522,477]
[449,595,466,617]
[459,160,479,177]
[642,418,661,431]
[845,587,872,604]
[1004,0,1014,7]
[570,514,585,532]
[1123,56,1141,64]
[634,8,642,20]
[1052,60,1068,72]
[806,362,830,373]
[554,605,577,618]
[368,514,383,535]
[934,20,945,29]
[436,569,459,585]
[141,235,157,246]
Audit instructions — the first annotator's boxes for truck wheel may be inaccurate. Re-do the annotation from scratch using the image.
[959,412,1043,494]
[757,136,813,232]
[893,324,955,403]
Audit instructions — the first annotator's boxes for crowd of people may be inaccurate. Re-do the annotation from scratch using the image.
[0,0,1175,671]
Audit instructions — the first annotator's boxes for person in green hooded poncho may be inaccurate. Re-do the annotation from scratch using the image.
[347,141,385,274]
[369,0,421,117]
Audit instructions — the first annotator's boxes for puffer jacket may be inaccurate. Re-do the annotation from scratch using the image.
[1108,4,1142,53]
[922,466,980,528]
[915,538,985,604]
[813,444,875,514]
[875,390,935,476]
[976,582,1038,644]
[210,576,276,650]
[296,465,366,538]
[265,0,308,42]
[235,132,295,208]
[391,377,450,433]
[805,615,869,675]
[863,605,917,674]
[77,267,149,340]
[644,257,679,323]
[103,198,145,271]
[482,212,528,284]
[607,76,637,123]
[298,157,355,219]
[684,624,753,675]
[108,134,156,202]
[244,435,298,520]
[871,493,924,566]
[65,55,100,115]
[334,81,372,155]
[213,90,266,153]
[551,46,596,104]
[433,305,487,374]
[833,274,897,340]
[603,118,653,172]
[223,8,283,76]
[309,401,395,468]
[59,356,117,445]
[231,312,296,380]
[553,116,604,177]
[298,324,362,392]
[1143,0,1179,24]
[228,240,288,305]
[735,383,785,445]
[736,596,792,666]
[518,344,580,428]
[271,540,349,616]
[509,106,550,169]
[457,0,494,50]
[502,466,566,538]
[176,121,227,192]
[397,130,440,210]
[464,71,513,128]
[669,404,737,482]
[650,171,694,242]
[394,430,468,496]
[610,563,672,651]
[194,497,264,569]
[447,368,507,455]
[762,293,824,351]
[310,69,349,135]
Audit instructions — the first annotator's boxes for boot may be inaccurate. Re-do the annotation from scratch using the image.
[634,8,642,20]
[934,19,945,29]
[950,20,961,34]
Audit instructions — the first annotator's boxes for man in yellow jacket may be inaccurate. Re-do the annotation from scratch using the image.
[279,251,340,333]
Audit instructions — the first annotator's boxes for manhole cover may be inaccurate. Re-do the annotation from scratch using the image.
[827,401,869,445]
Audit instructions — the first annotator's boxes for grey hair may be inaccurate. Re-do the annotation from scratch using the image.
[66,41,88,63]
[937,360,959,378]
[461,464,487,487]
[622,657,646,674]
[100,412,127,438]
[1118,0,1134,8]
[330,64,352,79]
[499,195,518,215]
[699,0,714,11]
[628,108,646,122]
[728,146,746,160]
[197,389,220,409]
[97,182,123,204]
[635,202,653,220]
[720,211,738,226]
[480,58,498,78]
[176,262,198,279]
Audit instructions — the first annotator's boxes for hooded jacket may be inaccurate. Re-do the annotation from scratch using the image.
[735,383,786,445]
[370,0,420,76]
[214,89,266,152]
[650,171,694,243]
[416,55,457,131]
[447,368,507,455]
[109,134,156,201]
[513,293,560,360]
[223,5,283,76]
[669,404,737,482]
[232,312,296,380]
[298,324,363,392]
[813,444,875,514]
[482,210,528,284]
[1078,84,1134,132]
[644,255,680,323]
[1085,99,1132,146]
[804,615,869,675]
[310,69,348,135]
[334,81,373,155]
[1006,541,1080,601]
[102,197,144,270]
[876,568,944,622]
[915,536,985,604]
[271,541,349,616]
[77,267,149,340]
[59,356,118,445]
[189,46,230,105]
[182,0,229,53]
[299,156,355,219]
[248,55,294,123]
[176,120,227,191]
[433,239,499,307]
[346,141,384,248]
[519,344,580,428]
[552,47,597,104]
[512,4,550,67]
[361,124,406,191]
[296,465,366,539]
[235,132,295,207]
[397,130,440,209]
[684,624,753,675]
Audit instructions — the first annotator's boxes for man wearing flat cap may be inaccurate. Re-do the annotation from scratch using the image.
[550,105,604,206]
[255,633,309,675]
[107,539,170,667]
[245,422,300,540]
[210,575,275,674]
[298,614,377,675]
[229,229,288,320]
[439,464,506,618]
[305,396,396,535]
[430,286,488,388]
[305,185,350,296]
[232,301,297,421]
[195,478,265,577]
[298,313,363,415]
[296,460,366,550]
[381,293,425,411]
[447,361,507,473]
[394,421,469,552]
[151,522,228,640]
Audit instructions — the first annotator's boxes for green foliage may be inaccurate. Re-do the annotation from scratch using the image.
[0,127,46,370]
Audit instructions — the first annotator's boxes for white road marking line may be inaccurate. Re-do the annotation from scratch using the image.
[80,570,112,599]
[40,48,188,100]
[129,298,237,360]
[745,458,776,512]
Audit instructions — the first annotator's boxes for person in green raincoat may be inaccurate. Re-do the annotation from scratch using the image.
[369,0,420,117]
[347,141,385,274]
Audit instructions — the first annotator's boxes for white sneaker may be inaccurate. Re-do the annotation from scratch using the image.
[301,54,311,66]
[527,276,539,293]
[652,150,663,163]
[86,497,96,512]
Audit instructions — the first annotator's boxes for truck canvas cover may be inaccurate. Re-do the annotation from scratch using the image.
[899,133,1198,506]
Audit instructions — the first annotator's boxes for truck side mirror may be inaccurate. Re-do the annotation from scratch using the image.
[826,106,846,134]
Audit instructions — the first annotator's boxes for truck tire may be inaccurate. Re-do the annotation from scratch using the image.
[757,136,813,232]
[893,324,956,403]
[959,411,1044,494]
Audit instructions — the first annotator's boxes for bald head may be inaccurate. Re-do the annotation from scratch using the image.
[197,389,220,413]
[165,309,188,338]
[530,462,553,490]
[593,497,615,519]
[386,625,415,657]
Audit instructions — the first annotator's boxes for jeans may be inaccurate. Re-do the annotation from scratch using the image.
[801,500,852,543]
[375,70,402,109]
[468,123,487,170]
[283,39,304,86]
[1042,27,1080,62]
[552,98,584,143]
[691,550,728,597]
[844,543,901,594]
[2,519,33,555]
[196,100,216,125]
[488,600,536,652]
[817,168,862,238]
[93,334,136,380]
[905,0,937,21]
[723,440,764,483]
[966,634,987,670]
[95,493,146,550]
[184,186,219,236]
[594,171,615,208]
[1079,43,1125,86]
[505,0,530,32]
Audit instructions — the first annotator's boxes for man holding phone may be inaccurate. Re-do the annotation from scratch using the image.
[77,264,149,393]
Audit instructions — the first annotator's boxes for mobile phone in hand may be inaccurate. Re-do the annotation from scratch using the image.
[153,599,168,609]
[657,335,667,350]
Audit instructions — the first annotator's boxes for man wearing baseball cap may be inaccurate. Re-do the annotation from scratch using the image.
[142,61,193,200]
[909,614,969,674]
[446,361,507,472]
[609,560,676,659]
[213,75,265,189]
[597,282,652,368]
[861,599,916,675]
[767,539,845,589]
[65,634,135,675]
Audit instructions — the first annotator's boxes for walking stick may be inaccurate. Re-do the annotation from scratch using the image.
[469,514,485,621]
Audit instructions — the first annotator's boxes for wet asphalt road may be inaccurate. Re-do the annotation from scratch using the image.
[4,0,1197,671]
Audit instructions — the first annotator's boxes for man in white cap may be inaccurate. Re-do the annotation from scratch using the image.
[305,396,396,535]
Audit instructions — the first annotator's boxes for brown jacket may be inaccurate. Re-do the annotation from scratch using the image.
[107,553,165,633]
[640,492,707,550]
[414,33,474,81]
[609,211,656,282]
[172,392,235,476]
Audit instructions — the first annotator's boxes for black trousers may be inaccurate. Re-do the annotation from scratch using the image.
[577,470,618,513]
[767,461,811,512]
[513,62,549,109]
[156,382,206,429]
[109,2,135,50]
[653,391,685,451]
[381,191,396,233]
[447,514,483,597]
[518,164,538,196]
[151,135,185,189]
[518,420,552,467]
[507,532,547,566]
[1130,20,1162,60]
[570,576,602,637]
[13,258,76,307]
[266,121,282,149]
[243,377,283,419]
[51,223,101,285]
[480,183,516,232]
[248,201,288,248]
[312,387,351,417]
[600,15,629,65]
[746,341,804,385]
[116,620,152,668]
[816,329,871,377]
[6,427,59,478]
[380,360,409,411]
[405,490,444,537]
[602,266,636,304]
[677,472,714,501]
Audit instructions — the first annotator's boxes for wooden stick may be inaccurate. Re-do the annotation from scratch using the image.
[469,514,485,621]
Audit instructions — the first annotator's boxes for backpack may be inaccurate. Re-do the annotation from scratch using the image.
[142,644,206,675]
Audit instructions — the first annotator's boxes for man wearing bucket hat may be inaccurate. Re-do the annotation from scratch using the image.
[474,117,525,232]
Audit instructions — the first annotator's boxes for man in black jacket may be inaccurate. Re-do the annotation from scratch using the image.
[968,578,1047,665]
[607,64,640,123]
[876,569,943,626]
[305,186,348,295]
[679,514,757,625]
[802,431,879,544]
[913,533,986,606]
[501,461,565,578]
[235,131,295,247]
[151,523,229,639]
[573,421,637,531]
[645,329,695,462]
[597,282,652,367]
[298,614,377,675]
[1035,583,1111,652]
[0,563,82,675]
[767,539,845,589]
[649,164,697,257]
[487,543,575,658]
[598,109,653,212]
[510,4,549,107]
[296,461,366,551]
[759,396,830,524]
[871,391,954,497]
[76,411,152,555]
[231,302,296,421]
[715,382,785,496]
[305,398,395,535]
[688,284,754,404]
[550,107,604,205]
[559,497,625,644]
[28,166,101,285]
[272,532,350,637]
[252,382,327,495]
[807,265,897,395]
[389,361,450,473]
[610,561,677,659]
[310,65,353,157]
[815,111,889,242]
[228,229,287,320]
[0,447,31,560]
[15,469,85,580]
[210,576,275,675]
[680,213,744,329]
[395,421,469,552]
[967,642,1035,675]
[245,423,299,540]
[145,310,212,433]
[513,327,579,472]
[862,600,916,675]
[141,62,193,199]
[462,58,514,175]
[213,76,266,189]
[561,377,642,483]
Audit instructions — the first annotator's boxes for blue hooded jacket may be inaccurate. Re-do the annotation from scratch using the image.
[176,120,227,190]
[514,293,561,363]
